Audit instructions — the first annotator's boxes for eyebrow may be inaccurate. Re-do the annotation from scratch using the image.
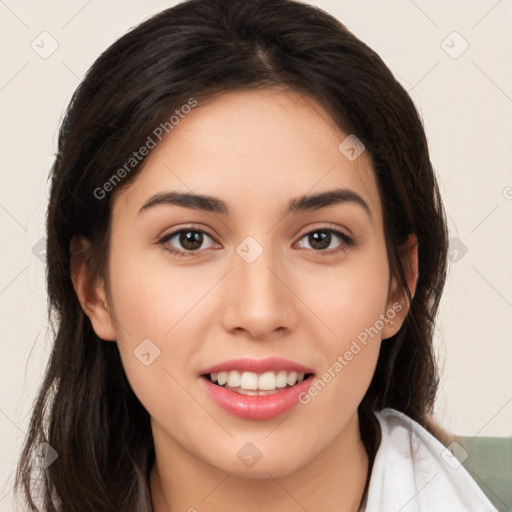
[138,188,372,220]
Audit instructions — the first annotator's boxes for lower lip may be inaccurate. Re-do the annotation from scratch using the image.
[200,375,314,420]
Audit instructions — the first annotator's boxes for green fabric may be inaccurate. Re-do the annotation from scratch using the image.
[455,436,512,512]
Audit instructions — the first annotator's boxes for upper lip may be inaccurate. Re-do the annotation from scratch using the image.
[200,357,315,375]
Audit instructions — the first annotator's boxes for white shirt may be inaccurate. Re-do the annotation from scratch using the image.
[361,408,498,512]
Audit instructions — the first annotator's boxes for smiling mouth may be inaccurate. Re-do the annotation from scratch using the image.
[202,370,315,396]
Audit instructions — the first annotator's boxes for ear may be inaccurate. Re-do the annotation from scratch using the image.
[70,236,117,341]
[381,233,418,340]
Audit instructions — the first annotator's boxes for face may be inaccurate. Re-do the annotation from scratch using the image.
[79,89,408,478]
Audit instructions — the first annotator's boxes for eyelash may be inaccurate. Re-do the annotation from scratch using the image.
[157,225,354,258]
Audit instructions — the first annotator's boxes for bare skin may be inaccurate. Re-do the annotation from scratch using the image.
[71,88,417,511]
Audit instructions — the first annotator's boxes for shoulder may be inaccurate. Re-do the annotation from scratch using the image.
[360,408,498,512]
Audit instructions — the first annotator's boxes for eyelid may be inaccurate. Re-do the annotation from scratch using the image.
[296,222,351,239]
[159,223,218,241]
[294,224,354,255]
[156,224,220,255]
[157,222,354,257]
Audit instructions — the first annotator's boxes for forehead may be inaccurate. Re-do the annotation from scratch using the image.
[112,88,382,225]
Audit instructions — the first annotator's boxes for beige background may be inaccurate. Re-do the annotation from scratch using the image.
[1,0,511,508]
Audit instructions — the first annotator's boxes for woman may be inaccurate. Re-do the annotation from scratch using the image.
[15,0,497,510]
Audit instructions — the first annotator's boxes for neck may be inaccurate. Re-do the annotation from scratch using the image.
[150,413,369,512]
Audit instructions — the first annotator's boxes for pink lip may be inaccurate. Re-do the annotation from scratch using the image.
[200,374,315,420]
[200,357,314,375]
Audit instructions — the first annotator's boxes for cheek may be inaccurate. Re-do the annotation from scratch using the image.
[105,238,213,411]
[296,246,390,346]
[292,246,389,403]
[107,235,211,342]
[106,249,210,431]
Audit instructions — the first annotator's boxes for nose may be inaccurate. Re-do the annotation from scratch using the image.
[221,244,298,340]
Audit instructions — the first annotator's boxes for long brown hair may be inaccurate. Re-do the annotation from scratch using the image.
[15,0,448,510]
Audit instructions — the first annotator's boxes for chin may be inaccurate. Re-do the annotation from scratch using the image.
[204,443,311,479]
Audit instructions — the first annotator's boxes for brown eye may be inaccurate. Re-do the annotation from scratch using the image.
[159,228,217,256]
[297,228,352,254]
[306,231,332,250]
[179,231,204,251]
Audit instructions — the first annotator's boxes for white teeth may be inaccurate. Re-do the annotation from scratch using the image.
[217,371,228,386]
[259,371,277,390]
[286,371,298,386]
[276,370,288,388]
[208,370,308,391]
[235,387,281,396]
[227,371,241,388]
[240,371,259,390]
